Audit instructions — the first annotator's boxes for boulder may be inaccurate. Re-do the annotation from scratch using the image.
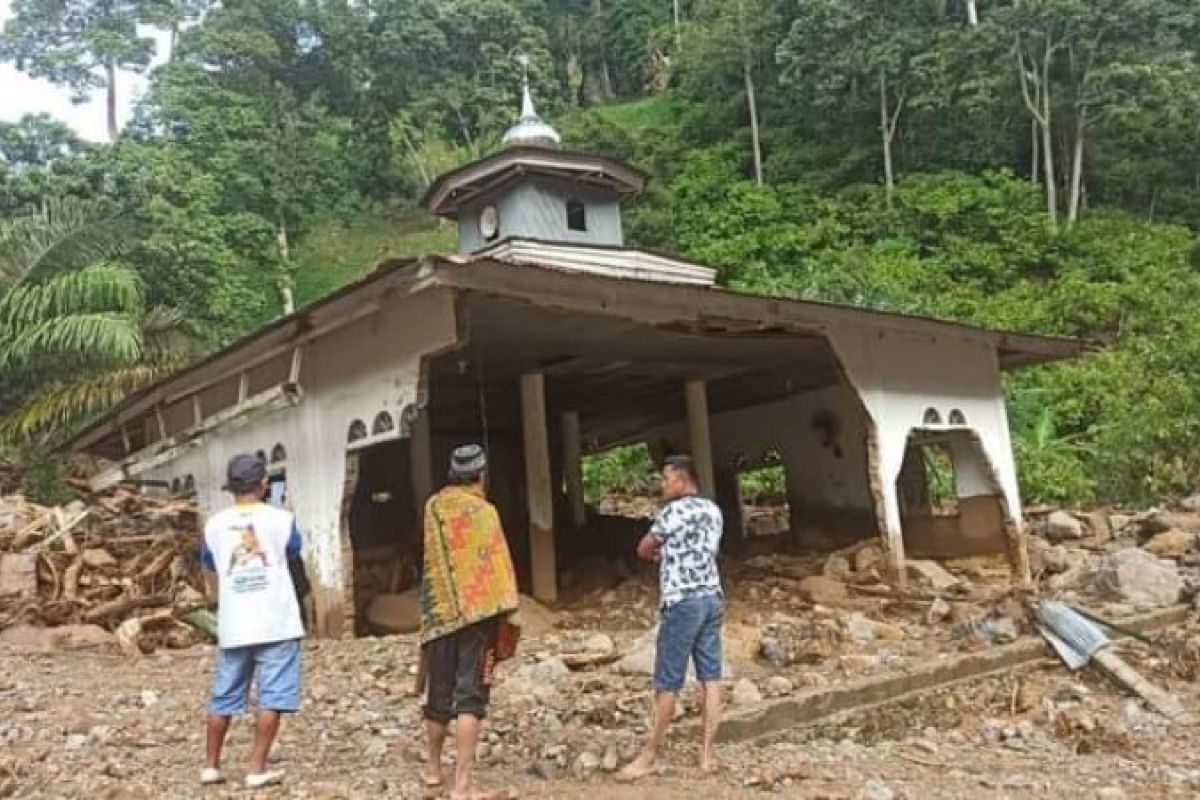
[510,656,570,685]
[763,675,794,697]
[1046,511,1086,541]
[0,624,116,651]
[1094,548,1182,608]
[1180,494,1200,513]
[798,575,849,605]
[731,678,763,708]
[822,552,853,582]
[853,543,885,577]
[1141,511,1200,537]
[1143,530,1194,560]
[905,559,961,592]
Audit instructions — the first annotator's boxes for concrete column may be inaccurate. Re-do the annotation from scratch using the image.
[685,380,716,496]
[562,411,586,531]
[410,407,433,525]
[521,373,557,603]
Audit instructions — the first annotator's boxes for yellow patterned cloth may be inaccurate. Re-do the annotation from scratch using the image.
[420,485,519,644]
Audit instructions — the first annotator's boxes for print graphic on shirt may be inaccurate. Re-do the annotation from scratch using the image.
[227,523,270,592]
[653,496,724,605]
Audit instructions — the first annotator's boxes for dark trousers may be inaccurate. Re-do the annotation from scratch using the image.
[422,617,499,723]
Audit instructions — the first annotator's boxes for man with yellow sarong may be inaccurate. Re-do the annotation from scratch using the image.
[419,444,519,800]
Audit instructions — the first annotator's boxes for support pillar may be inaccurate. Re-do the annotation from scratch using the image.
[685,380,716,496]
[562,411,586,531]
[410,407,433,525]
[867,424,907,588]
[521,373,557,603]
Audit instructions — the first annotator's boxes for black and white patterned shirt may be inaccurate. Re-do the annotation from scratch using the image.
[651,495,724,607]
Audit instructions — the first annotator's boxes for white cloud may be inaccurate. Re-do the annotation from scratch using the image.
[0,0,169,142]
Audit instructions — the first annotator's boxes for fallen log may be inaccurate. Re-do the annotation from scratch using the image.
[82,595,169,625]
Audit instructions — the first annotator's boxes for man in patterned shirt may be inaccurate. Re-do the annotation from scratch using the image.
[620,454,725,780]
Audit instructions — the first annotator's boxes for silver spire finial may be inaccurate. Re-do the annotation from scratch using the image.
[503,53,561,148]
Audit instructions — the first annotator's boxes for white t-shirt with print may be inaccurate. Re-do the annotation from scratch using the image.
[204,502,304,649]
[650,495,724,607]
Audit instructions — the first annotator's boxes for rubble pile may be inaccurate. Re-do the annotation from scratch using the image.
[0,488,208,655]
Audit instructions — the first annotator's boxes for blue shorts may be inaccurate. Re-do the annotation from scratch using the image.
[208,638,302,716]
[654,594,724,693]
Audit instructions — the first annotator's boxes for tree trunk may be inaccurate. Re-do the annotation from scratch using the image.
[105,61,118,142]
[1039,47,1058,228]
[673,0,683,53]
[745,61,764,186]
[169,23,178,62]
[879,68,896,208]
[1067,109,1085,225]
[277,218,295,316]
[1031,117,1040,183]
[966,0,979,26]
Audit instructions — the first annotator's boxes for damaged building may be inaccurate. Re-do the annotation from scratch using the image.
[63,85,1087,638]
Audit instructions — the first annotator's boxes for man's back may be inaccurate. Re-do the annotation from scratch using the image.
[652,495,724,606]
[204,502,304,649]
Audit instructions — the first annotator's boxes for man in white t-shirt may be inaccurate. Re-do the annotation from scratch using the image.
[199,453,305,790]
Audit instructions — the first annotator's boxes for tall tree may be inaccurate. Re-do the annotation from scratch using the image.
[0,0,157,141]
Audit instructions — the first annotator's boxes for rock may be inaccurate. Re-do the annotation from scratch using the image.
[859,777,895,800]
[1039,544,1084,574]
[572,751,601,781]
[1120,700,1152,733]
[139,690,160,708]
[1143,530,1194,559]
[906,559,961,592]
[1046,510,1086,541]
[511,656,569,684]
[1096,788,1127,800]
[926,597,952,624]
[1181,494,1200,513]
[364,588,421,634]
[732,679,763,707]
[516,595,561,637]
[853,543,885,575]
[1094,548,1182,608]
[0,624,116,652]
[81,548,118,569]
[0,553,37,598]
[760,636,786,668]
[1015,681,1043,713]
[823,552,853,581]
[798,575,849,605]
[617,628,733,682]
[846,613,905,644]
[601,743,619,773]
[1141,511,1200,537]
[764,676,794,697]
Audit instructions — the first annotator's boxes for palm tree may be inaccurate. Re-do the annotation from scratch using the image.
[0,198,197,442]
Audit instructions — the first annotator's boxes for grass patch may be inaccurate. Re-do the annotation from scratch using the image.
[593,96,678,130]
[293,208,455,308]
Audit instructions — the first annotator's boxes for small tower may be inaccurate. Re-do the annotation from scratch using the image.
[422,59,646,254]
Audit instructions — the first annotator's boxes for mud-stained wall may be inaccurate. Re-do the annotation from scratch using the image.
[826,323,1025,576]
[141,288,458,636]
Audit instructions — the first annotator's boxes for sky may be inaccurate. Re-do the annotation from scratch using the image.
[0,0,170,142]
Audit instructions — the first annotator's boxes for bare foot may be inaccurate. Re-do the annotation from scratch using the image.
[616,752,659,783]
[422,765,449,787]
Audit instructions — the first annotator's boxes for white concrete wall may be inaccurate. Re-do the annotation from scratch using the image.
[825,322,1022,548]
[142,289,458,616]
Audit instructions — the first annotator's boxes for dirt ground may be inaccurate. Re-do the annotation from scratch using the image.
[3,624,1200,800]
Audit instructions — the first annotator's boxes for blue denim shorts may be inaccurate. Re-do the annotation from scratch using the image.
[209,638,302,716]
[654,594,724,693]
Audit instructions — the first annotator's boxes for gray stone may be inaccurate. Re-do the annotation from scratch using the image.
[1096,788,1127,800]
[1046,510,1086,541]
[617,628,733,682]
[732,678,763,708]
[1181,494,1200,513]
[601,743,619,773]
[926,597,952,624]
[859,777,895,800]
[764,676,794,697]
[906,559,961,592]
[1094,548,1182,608]
[511,656,569,684]
[572,751,601,780]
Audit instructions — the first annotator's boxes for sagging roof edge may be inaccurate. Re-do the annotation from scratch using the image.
[62,253,1093,454]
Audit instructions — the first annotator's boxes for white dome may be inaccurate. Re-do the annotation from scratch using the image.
[502,84,561,148]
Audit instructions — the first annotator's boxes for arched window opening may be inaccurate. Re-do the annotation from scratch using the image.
[922,408,942,425]
[271,443,287,463]
[183,475,196,496]
[348,419,368,443]
[372,411,395,435]
[171,478,182,495]
[948,409,967,425]
[566,198,587,232]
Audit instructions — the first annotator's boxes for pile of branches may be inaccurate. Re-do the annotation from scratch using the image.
[0,484,210,653]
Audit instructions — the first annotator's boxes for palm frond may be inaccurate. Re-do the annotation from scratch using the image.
[0,197,129,286]
[0,312,144,370]
[0,264,144,327]
[0,365,169,443]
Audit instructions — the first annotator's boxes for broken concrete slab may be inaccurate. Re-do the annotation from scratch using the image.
[711,604,1189,744]
[905,559,961,592]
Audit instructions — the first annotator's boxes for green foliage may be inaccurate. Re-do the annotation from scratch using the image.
[17,448,73,506]
[582,444,656,503]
